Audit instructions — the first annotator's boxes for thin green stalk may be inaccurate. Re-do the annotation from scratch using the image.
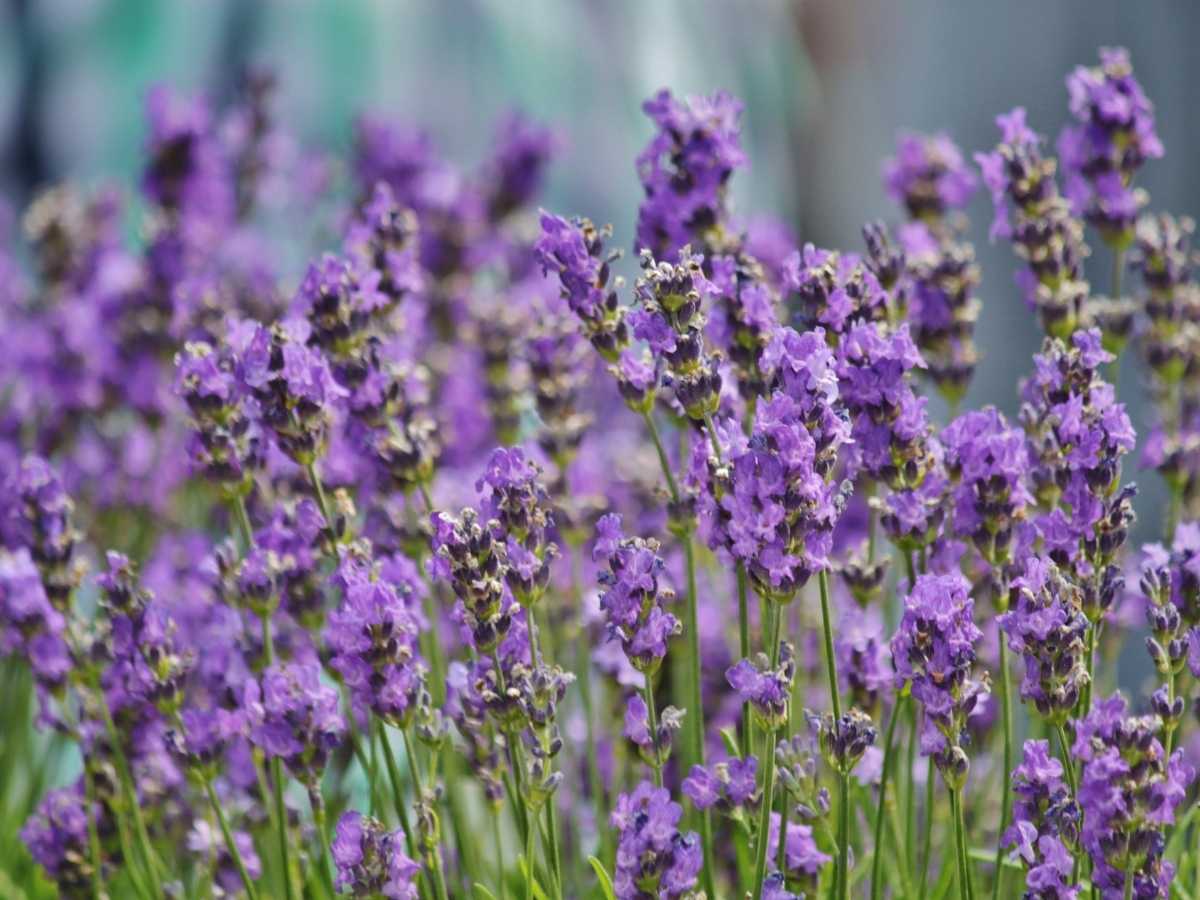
[643,678,664,788]
[1165,671,1178,756]
[97,693,164,897]
[871,697,906,900]
[817,571,843,720]
[82,763,107,900]
[572,546,609,863]
[837,773,851,900]
[305,460,335,533]
[402,727,451,900]
[259,612,296,900]
[524,810,536,900]
[1123,870,1133,900]
[1082,623,1098,715]
[205,779,262,900]
[493,807,508,900]
[919,758,935,897]
[1054,724,1078,797]
[950,788,973,900]
[737,563,752,758]
[378,724,420,864]
[232,494,254,548]
[309,785,337,898]
[750,604,783,900]
[991,641,1014,900]
[906,705,918,863]
[643,409,716,900]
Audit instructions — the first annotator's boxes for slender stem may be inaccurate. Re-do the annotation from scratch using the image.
[379,724,420,862]
[871,697,906,900]
[1166,671,1178,756]
[1123,869,1134,900]
[776,793,789,873]
[205,779,261,900]
[524,810,536,900]
[81,763,106,900]
[818,570,842,719]
[1082,622,1098,715]
[838,773,851,900]
[402,727,451,900]
[259,612,296,900]
[309,785,337,898]
[642,411,680,501]
[232,494,254,548]
[97,693,164,896]
[991,641,1014,900]
[950,788,972,900]
[1054,724,1079,797]
[493,807,508,900]
[751,604,783,900]
[737,563,752,758]
[905,705,918,864]
[919,758,934,897]
[572,546,609,863]
[643,678,664,788]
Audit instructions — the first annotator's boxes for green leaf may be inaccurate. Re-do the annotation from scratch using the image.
[472,884,500,900]
[719,727,742,758]
[588,856,617,900]
[516,855,550,900]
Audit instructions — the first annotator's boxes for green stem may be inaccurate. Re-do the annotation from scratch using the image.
[81,763,107,900]
[871,697,906,900]
[737,563,752,758]
[259,612,296,900]
[379,724,420,863]
[642,411,680,501]
[1054,724,1079,797]
[304,459,335,536]
[838,773,851,900]
[951,788,973,900]
[750,604,783,900]
[919,758,934,897]
[1165,671,1178,756]
[493,807,508,900]
[205,779,261,900]
[1082,622,1098,715]
[524,809,536,900]
[572,547,609,864]
[402,727,451,900]
[232,494,254,548]
[991,642,1014,900]
[97,693,164,897]
[1123,869,1134,900]
[308,785,337,898]
[643,678,664,788]
[818,570,843,721]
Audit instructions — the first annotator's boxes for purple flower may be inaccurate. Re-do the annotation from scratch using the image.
[187,819,262,896]
[325,551,426,728]
[480,112,560,222]
[682,756,759,815]
[941,406,1033,565]
[975,108,1090,337]
[343,182,424,311]
[890,572,987,786]
[1001,740,1080,899]
[999,556,1090,722]
[635,89,746,261]
[251,662,346,784]
[766,813,832,894]
[1058,48,1160,244]
[883,131,977,219]
[782,244,887,338]
[1073,692,1194,896]
[623,693,683,771]
[610,780,703,899]
[0,549,71,693]
[594,514,680,674]
[726,643,795,731]
[21,781,102,894]
[332,811,420,899]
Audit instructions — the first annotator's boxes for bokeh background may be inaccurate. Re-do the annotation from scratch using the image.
[2,0,1199,536]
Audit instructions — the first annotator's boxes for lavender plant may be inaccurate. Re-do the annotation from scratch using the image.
[3,45,1200,900]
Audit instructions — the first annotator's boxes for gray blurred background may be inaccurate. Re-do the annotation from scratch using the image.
[3,0,1198,539]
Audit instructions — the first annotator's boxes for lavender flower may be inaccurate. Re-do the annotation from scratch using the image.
[480,112,560,223]
[976,108,1091,337]
[5,455,84,608]
[1058,48,1161,246]
[332,811,421,899]
[535,212,629,362]
[21,781,103,898]
[344,182,423,314]
[593,513,680,674]
[624,693,683,771]
[783,244,887,338]
[635,89,746,261]
[1001,740,1081,899]
[883,131,977,221]
[682,755,759,818]
[890,572,988,786]
[251,662,346,785]
[1073,693,1194,897]
[766,814,832,897]
[726,643,795,731]
[0,549,72,694]
[942,406,1033,566]
[186,819,262,896]
[630,247,722,421]
[610,780,703,899]
[998,556,1090,722]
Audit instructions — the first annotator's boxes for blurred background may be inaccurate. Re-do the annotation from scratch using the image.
[2,0,1199,538]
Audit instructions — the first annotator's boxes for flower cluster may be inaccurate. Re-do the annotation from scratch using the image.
[890,572,987,786]
[332,811,421,899]
[610,780,703,899]
[1002,740,1080,899]
[1058,47,1162,245]
[1072,694,1194,897]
